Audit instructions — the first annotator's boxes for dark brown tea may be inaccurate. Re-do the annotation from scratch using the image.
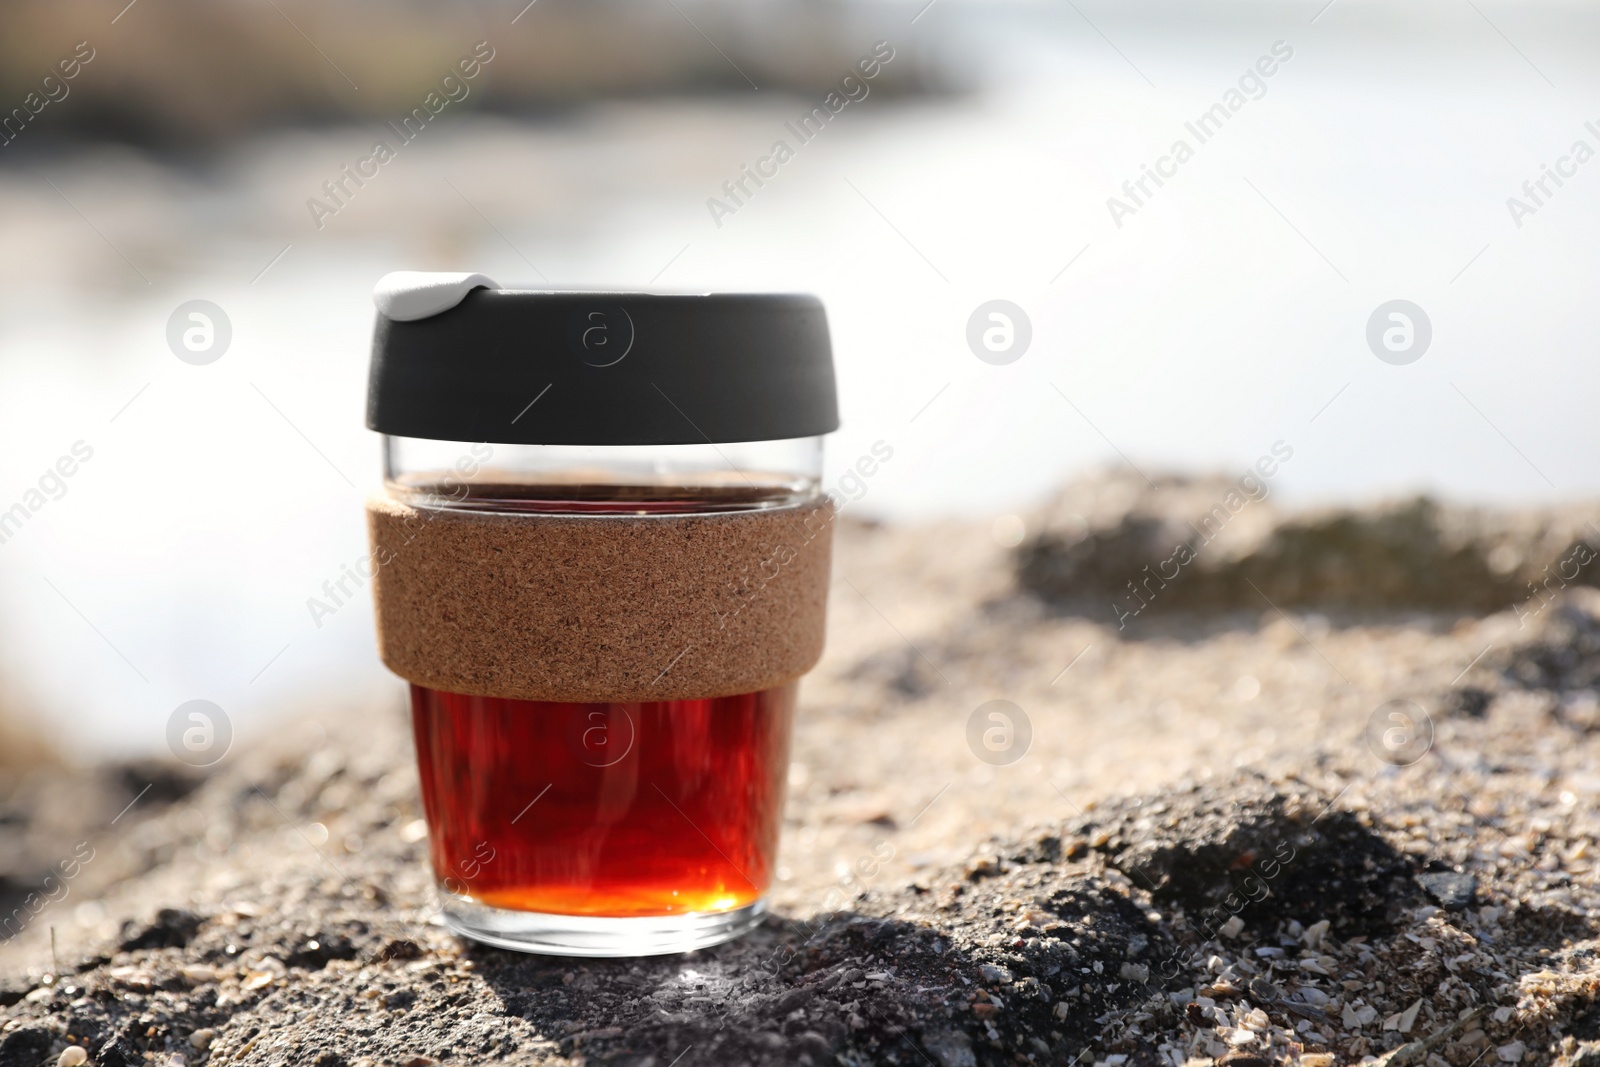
[410,682,794,917]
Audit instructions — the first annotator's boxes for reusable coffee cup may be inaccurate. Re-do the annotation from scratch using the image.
[364,272,838,956]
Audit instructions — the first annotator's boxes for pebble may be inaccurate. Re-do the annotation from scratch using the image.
[977,963,1012,984]
[1416,871,1477,910]
[1301,919,1331,949]
[57,1048,88,1067]
[1246,977,1279,1001]
[189,1028,216,1050]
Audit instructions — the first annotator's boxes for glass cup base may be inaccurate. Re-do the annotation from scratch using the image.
[440,896,768,957]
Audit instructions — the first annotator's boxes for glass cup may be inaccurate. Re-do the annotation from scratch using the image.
[363,277,838,955]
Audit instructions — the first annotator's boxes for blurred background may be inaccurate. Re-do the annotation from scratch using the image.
[1,0,1599,762]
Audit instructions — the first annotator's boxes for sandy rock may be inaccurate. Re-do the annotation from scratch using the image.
[1018,470,1600,616]
[3,488,1600,1066]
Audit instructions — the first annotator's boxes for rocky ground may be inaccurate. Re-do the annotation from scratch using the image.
[3,473,1600,1067]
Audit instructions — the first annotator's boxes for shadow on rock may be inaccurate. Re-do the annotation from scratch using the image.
[1435,592,1600,729]
[1033,774,1420,940]
[470,869,1175,1067]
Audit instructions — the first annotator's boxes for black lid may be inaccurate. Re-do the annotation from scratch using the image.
[365,279,838,446]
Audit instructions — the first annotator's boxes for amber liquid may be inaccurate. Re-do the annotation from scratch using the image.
[393,478,806,515]
[410,683,794,918]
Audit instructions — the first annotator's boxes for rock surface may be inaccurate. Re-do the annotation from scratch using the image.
[3,475,1600,1066]
[1018,471,1600,619]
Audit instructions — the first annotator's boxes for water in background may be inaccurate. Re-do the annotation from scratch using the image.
[3,0,1599,757]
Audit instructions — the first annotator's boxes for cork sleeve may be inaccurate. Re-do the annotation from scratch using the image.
[366,494,834,703]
